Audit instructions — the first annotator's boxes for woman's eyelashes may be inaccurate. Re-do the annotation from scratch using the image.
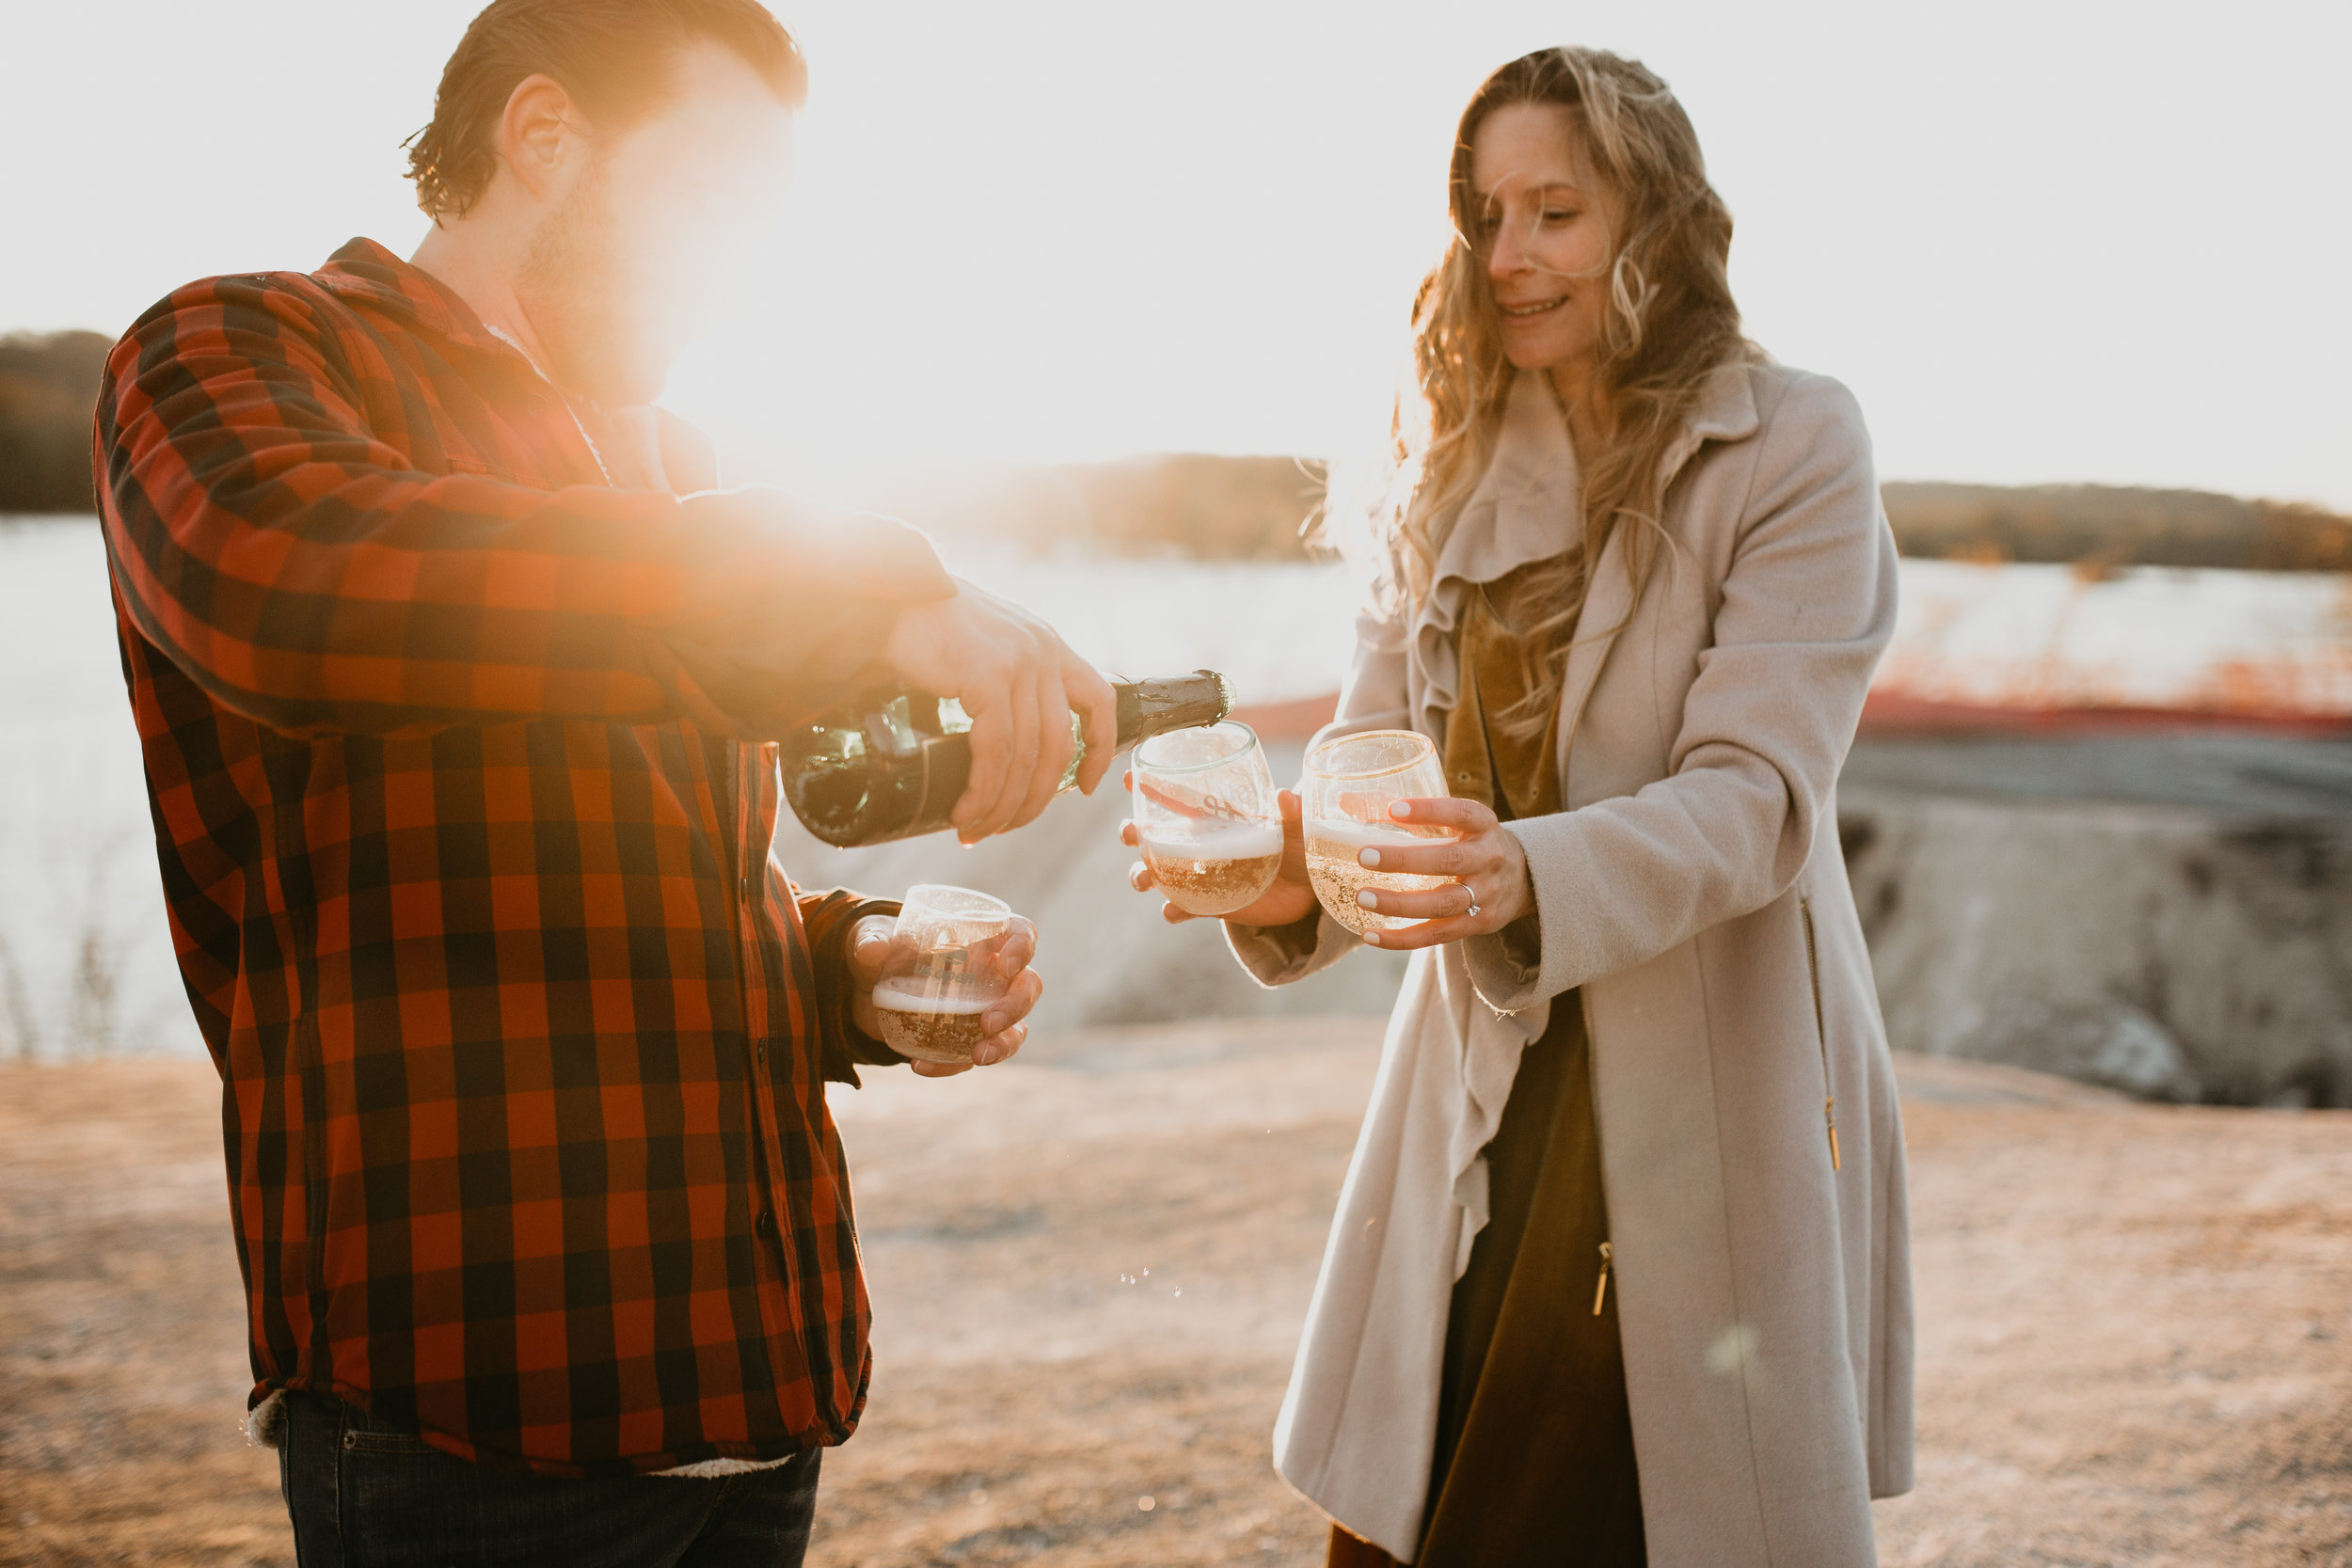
[1473,204,1584,243]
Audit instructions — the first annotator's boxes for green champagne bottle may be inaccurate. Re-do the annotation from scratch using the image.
[779,670,1233,847]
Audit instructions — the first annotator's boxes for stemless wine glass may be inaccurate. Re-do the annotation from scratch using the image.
[1131,721,1283,917]
[873,883,1013,1065]
[1301,730,1457,937]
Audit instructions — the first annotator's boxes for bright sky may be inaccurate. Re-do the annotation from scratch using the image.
[6,0,2347,507]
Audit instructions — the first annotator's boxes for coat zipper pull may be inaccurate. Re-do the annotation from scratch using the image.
[1800,896,1843,1173]
[1591,1241,1613,1317]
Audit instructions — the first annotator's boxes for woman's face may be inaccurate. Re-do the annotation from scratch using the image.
[1467,103,1618,377]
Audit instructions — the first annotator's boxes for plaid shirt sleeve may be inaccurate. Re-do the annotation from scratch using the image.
[795,890,911,1084]
[98,273,953,741]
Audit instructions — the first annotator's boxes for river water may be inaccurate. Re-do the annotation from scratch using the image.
[7,513,2345,1059]
[0,516,1369,1059]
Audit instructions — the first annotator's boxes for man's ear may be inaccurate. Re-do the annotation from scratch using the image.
[501,72,580,202]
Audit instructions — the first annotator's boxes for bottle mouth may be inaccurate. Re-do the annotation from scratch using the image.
[1304,728,1436,782]
[1204,670,1236,722]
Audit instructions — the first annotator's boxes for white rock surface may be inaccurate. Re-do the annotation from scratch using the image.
[1839,786,2352,1106]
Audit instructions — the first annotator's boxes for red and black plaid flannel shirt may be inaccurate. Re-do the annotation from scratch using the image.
[97,237,951,1478]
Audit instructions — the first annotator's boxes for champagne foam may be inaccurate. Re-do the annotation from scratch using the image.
[1140,820,1282,861]
[872,980,993,1015]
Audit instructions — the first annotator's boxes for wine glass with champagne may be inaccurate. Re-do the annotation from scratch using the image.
[1130,721,1284,917]
[1300,730,1459,937]
[872,884,1017,1065]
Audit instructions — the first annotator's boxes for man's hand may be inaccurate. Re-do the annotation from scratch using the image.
[882,580,1118,844]
[847,914,1043,1077]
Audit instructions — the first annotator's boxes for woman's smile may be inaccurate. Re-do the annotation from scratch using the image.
[1499,294,1568,320]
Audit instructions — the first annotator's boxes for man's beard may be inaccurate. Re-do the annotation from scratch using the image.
[516,166,664,407]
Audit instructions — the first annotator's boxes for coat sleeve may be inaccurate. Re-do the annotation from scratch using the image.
[1465,373,1898,1009]
[96,273,952,740]
[1222,579,1412,986]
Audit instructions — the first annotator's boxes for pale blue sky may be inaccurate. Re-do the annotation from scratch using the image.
[6,0,2346,506]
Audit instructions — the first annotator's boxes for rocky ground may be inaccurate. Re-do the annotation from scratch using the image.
[3,1022,2348,1567]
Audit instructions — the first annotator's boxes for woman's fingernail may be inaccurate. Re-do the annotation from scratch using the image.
[1359,847,1381,869]
[974,1045,999,1066]
[1364,929,1384,946]
[1391,800,1411,819]
[1357,891,1378,910]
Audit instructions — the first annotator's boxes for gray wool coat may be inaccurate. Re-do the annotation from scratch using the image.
[1232,361,1915,1567]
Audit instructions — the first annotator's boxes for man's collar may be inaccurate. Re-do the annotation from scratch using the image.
[312,237,530,363]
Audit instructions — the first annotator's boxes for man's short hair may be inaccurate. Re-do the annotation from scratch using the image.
[405,0,807,220]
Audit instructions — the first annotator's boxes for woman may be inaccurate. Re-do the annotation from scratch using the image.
[1123,47,1913,1568]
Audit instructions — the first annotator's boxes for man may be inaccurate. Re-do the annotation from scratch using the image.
[94,3,1114,1562]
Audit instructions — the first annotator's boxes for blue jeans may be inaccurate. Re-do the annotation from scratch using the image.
[277,1392,821,1568]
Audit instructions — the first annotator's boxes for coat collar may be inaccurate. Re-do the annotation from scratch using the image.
[1423,359,1759,602]
[1659,356,1761,493]
[1405,359,1761,749]
[1426,371,1582,594]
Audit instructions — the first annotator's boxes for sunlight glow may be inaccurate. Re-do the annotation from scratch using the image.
[4,0,2347,506]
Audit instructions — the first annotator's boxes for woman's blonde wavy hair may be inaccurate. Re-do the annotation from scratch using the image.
[1371,47,1760,739]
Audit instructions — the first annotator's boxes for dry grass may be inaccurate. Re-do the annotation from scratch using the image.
[3,1026,2349,1567]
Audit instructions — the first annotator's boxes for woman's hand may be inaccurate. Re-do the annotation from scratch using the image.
[1120,784,1319,930]
[1350,797,1534,951]
[846,913,1042,1077]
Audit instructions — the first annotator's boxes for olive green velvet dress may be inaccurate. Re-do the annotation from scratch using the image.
[1328,567,1646,1568]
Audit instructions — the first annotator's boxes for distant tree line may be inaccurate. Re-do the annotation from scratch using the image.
[1877,482,2348,574]
[889,459,2352,573]
[848,453,1338,563]
[0,330,110,514]
[5,325,2345,570]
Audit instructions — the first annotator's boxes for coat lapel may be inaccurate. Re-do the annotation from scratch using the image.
[1554,516,1632,797]
[1555,361,1762,797]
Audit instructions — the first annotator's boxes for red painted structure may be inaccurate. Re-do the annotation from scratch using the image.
[1234,563,2352,742]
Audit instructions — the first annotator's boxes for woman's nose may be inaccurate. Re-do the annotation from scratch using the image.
[1486,221,1527,282]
